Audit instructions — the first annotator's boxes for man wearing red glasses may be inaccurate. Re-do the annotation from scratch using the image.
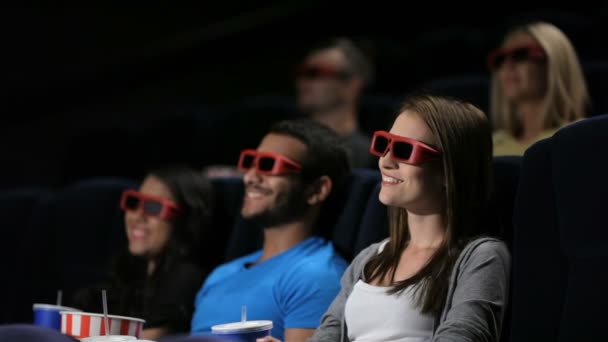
[295,38,376,169]
[191,119,351,342]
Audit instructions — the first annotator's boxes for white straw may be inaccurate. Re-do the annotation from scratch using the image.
[241,305,247,322]
[102,289,110,336]
[56,290,62,306]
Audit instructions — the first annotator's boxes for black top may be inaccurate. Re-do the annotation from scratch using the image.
[73,255,205,334]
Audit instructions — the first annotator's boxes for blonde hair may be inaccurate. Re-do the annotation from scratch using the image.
[490,22,589,137]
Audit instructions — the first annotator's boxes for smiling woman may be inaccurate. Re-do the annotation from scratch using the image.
[73,166,213,341]
[304,94,509,342]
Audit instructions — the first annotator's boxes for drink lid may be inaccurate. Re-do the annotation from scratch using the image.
[33,303,81,312]
[211,320,273,334]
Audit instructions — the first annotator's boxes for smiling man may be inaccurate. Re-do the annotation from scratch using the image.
[191,119,351,342]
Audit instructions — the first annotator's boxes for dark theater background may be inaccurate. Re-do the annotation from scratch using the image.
[2,3,608,341]
[2,2,607,189]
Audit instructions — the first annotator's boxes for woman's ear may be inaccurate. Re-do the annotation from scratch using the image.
[306,176,333,205]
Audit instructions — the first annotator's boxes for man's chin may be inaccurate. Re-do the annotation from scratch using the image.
[128,245,146,257]
[241,207,263,219]
[245,212,281,228]
[298,101,322,113]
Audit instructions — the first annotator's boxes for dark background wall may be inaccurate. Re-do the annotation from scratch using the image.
[2,2,607,189]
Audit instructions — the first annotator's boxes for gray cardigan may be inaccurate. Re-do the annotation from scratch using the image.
[308,237,511,342]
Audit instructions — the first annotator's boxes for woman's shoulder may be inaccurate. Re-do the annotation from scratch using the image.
[464,236,508,252]
[458,237,510,267]
[355,238,389,262]
[347,239,389,274]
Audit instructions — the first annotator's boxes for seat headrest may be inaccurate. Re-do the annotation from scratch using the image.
[551,115,608,257]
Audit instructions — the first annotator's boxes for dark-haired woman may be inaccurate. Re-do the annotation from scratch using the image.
[75,166,213,340]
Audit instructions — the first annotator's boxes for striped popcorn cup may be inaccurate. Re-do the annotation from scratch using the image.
[60,311,145,340]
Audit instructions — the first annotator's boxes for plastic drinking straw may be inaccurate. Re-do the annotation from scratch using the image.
[102,289,110,336]
[56,290,62,306]
[241,305,247,322]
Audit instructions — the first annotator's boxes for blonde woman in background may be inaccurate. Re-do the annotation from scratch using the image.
[488,21,590,156]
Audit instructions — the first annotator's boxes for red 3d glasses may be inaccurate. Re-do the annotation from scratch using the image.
[294,63,351,80]
[369,130,441,164]
[487,43,546,70]
[237,149,302,175]
[120,189,180,219]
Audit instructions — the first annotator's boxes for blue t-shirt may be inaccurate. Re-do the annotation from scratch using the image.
[191,236,347,340]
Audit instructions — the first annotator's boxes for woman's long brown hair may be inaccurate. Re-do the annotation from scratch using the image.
[363,94,493,316]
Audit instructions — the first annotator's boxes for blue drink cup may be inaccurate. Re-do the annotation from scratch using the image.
[211,320,273,342]
[33,304,80,330]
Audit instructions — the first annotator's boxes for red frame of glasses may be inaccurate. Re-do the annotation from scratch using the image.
[120,189,180,219]
[294,63,350,80]
[369,131,441,164]
[486,43,546,70]
[237,149,302,175]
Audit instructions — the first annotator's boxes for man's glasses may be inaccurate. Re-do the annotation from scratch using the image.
[237,149,302,175]
[120,190,180,219]
[369,131,441,164]
[487,43,546,70]
[294,64,351,80]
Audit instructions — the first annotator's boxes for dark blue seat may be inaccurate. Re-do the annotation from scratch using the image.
[510,115,608,341]
[321,169,382,260]
[205,177,244,270]
[358,95,402,136]
[583,61,608,117]
[0,324,77,341]
[487,156,522,250]
[354,183,388,255]
[0,189,53,323]
[27,178,137,309]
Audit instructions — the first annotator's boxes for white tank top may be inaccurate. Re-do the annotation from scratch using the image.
[344,280,434,342]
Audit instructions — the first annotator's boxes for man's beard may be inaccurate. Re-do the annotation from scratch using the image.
[247,183,309,228]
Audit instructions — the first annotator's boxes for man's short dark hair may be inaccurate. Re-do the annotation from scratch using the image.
[310,37,375,86]
[269,119,351,188]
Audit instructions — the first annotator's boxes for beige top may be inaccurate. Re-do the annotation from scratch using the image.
[492,129,559,156]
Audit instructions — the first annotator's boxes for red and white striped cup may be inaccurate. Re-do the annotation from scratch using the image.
[60,311,145,340]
